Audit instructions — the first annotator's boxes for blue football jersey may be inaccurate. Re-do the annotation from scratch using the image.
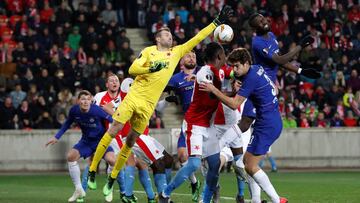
[237,65,279,116]
[55,104,113,140]
[168,71,196,113]
[252,32,280,82]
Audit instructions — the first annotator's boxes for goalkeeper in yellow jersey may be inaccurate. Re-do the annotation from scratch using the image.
[87,5,235,197]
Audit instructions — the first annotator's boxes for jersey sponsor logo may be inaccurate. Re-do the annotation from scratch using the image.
[89,118,95,123]
[194,145,200,150]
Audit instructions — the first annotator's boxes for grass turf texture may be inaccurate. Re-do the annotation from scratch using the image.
[1,171,360,203]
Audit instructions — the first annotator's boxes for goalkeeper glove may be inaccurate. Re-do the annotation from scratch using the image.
[213,5,235,26]
[149,62,166,73]
[298,35,314,48]
[298,68,321,79]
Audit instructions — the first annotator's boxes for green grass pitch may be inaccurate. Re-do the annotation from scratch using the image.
[1,171,360,203]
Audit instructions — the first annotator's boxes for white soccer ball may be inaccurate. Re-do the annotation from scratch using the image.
[214,24,234,43]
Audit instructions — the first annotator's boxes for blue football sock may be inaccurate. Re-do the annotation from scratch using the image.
[154,173,167,194]
[203,153,220,203]
[117,168,125,194]
[268,156,277,170]
[139,169,155,199]
[81,165,89,191]
[125,166,135,196]
[165,168,172,184]
[233,154,245,196]
[164,157,201,197]
[201,182,207,201]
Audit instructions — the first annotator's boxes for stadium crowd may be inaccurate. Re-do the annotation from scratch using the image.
[0,0,359,129]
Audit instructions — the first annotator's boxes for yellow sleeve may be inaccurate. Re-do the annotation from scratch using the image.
[177,23,216,57]
[128,48,150,76]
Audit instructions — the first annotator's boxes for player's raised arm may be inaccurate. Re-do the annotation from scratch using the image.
[271,35,314,65]
[46,108,75,146]
[178,5,235,56]
[281,62,321,79]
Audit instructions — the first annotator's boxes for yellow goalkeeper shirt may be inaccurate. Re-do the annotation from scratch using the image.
[127,23,216,104]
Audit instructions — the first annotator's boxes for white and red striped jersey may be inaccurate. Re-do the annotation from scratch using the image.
[93,91,121,110]
[214,102,241,126]
[185,64,224,127]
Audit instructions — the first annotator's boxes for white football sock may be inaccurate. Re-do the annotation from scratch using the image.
[253,169,280,203]
[107,165,113,174]
[247,174,261,203]
[235,154,245,168]
[68,161,82,190]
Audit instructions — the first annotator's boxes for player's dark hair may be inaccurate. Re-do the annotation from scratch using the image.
[227,48,252,65]
[203,42,224,63]
[155,27,171,38]
[248,13,261,28]
[78,90,92,99]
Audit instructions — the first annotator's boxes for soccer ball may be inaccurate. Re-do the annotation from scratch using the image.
[214,24,234,43]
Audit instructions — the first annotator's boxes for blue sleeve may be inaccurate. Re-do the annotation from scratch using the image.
[94,105,113,123]
[55,107,75,139]
[252,38,278,60]
[237,72,256,98]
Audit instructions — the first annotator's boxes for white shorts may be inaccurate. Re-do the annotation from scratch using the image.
[216,124,243,149]
[132,135,165,165]
[220,147,234,162]
[110,137,122,155]
[184,121,219,158]
[241,127,252,152]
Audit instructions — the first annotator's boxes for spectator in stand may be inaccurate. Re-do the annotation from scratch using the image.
[163,5,175,25]
[118,41,134,70]
[0,97,16,129]
[335,71,346,91]
[343,87,354,109]
[343,110,357,127]
[298,111,310,128]
[330,112,345,127]
[347,69,360,92]
[282,113,297,128]
[351,91,360,117]
[36,111,54,129]
[101,2,117,25]
[336,99,345,119]
[176,6,189,24]
[68,26,81,52]
[337,55,351,77]
[314,111,329,128]
[149,112,164,129]
[9,83,26,109]
[316,71,333,92]
[115,29,130,50]
[168,15,184,35]
[55,2,72,25]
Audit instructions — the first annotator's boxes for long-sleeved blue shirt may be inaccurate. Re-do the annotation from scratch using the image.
[55,104,113,140]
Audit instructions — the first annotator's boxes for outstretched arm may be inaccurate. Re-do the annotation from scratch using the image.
[199,82,246,110]
[272,35,314,65]
[178,5,234,56]
[281,62,321,79]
